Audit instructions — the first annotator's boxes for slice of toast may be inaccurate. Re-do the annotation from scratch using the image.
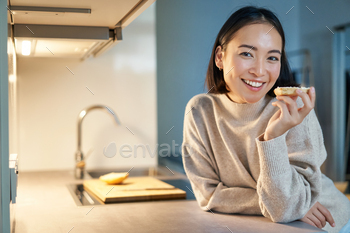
[274,87,310,96]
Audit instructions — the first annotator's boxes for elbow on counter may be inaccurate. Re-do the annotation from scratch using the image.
[261,207,306,223]
[257,178,318,223]
[265,212,304,224]
[259,197,309,223]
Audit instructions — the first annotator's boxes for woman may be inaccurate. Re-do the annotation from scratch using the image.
[182,6,350,233]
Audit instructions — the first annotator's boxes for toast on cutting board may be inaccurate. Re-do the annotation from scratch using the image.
[99,172,129,185]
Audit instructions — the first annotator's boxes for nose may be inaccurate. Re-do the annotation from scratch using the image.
[249,59,266,77]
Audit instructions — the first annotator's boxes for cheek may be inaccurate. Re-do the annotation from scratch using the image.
[269,64,281,81]
[227,57,249,77]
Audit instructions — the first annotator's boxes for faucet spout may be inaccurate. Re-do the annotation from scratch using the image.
[75,105,121,179]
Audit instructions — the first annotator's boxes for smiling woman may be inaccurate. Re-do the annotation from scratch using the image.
[182,5,350,233]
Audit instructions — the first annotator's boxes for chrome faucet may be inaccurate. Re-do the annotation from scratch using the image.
[75,105,121,179]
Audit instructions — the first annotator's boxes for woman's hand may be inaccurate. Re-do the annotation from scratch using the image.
[300,201,335,229]
[263,87,316,141]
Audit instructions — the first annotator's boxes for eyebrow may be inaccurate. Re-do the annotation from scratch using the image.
[238,44,281,55]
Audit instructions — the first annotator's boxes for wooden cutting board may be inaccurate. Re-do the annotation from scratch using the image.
[83,177,187,203]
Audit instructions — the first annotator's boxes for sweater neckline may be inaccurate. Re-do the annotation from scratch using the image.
[218,93,272,121]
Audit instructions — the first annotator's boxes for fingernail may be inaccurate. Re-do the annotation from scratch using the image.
[296,89,302,94]
[332,223,336,227]
[311,87,315,93]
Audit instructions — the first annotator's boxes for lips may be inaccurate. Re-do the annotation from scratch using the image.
[241,79,265,91]
[242,79,264,87]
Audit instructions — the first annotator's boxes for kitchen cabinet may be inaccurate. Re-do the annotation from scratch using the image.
[9,0,156,58]
[9,0,153,28]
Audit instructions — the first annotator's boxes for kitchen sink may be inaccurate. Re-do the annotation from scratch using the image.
[68,183,103,206]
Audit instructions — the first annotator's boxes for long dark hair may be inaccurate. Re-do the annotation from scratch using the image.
[206,6,298,97]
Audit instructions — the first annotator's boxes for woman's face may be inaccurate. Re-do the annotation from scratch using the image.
[215,23,282,103]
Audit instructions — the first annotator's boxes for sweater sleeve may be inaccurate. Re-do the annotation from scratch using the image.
[255,109,326,223]
[182,102,261,215]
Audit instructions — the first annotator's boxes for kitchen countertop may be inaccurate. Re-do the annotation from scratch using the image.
[14,170,326,233]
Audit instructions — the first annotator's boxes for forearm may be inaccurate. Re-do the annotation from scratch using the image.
[257,168,318,222]
[256,132,322,223]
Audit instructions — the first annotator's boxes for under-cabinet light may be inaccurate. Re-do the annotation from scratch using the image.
[22,40,31,56]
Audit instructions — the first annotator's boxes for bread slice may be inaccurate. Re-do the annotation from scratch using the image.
[274,87,310,96]
[99,172,129,185]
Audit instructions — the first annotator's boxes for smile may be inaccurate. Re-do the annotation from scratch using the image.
[242,79,264,87]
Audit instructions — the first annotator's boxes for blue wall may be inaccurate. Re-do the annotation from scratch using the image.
[298,0,350,180]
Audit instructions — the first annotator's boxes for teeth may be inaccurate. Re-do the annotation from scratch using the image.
[243,79,263,87]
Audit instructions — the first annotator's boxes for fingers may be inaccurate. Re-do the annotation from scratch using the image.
[301,217,318,228]
[276,96,298,116]
[268,87,316,138]
[271,101,290,124]
[312,211,327,228]
[291,96,298,101]
[307,215,323,229]
[317,203,335,227]
[309,86,316,104]
[272,100,289,117]
[295,87,315,117]
[300,201,336,230]
[269,108,281,122]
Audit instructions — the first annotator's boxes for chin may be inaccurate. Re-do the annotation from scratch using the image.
[244,95,263,104]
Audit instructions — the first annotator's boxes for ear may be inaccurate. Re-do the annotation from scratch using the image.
[215,46,224,70]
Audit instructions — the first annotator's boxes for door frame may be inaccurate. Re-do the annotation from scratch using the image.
[1,0,10,232]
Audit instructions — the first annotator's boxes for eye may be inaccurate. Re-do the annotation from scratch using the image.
[240,52,252,57]
[268,56,279,61]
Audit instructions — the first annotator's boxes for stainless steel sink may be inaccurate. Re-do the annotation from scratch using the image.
[67,183,103,206]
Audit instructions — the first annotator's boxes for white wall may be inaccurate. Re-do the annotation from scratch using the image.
[299,0,350,180]
[17,4,157,171]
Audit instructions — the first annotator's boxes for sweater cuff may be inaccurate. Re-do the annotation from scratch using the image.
[255,132,290,176]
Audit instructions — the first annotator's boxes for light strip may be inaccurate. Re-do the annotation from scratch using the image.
[9,75,16,83]
[22,40,31,56]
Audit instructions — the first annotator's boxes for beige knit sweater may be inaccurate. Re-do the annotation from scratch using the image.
[182,93,350,233]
